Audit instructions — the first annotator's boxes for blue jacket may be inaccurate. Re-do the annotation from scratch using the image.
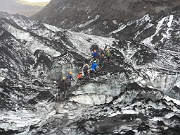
[91,62,98,71]
[66,74,73,80]
[92,52,98,57]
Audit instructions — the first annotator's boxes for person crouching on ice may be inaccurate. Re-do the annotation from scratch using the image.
[91,60,98,73]
[77,71,83,80]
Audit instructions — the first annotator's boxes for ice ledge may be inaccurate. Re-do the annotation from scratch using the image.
[164,95,180,106]
[69,94,113,105]
[0,76,5,82]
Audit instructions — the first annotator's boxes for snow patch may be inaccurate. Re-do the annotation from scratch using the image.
[0,76,5,82]
[164,95,180,106]
[78,15,100,28]
[28,41,61,57]
[69,94,113,105]
[110,24,126,35]
[121,109,138,114]
[66,31,115,57]
[2,23,33,41]
[0,102,56,131]
[141,17,166,46]
[167,15,173,28]
[43,23,63,32]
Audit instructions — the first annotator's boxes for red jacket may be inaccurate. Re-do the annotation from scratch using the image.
[77,73,82,79]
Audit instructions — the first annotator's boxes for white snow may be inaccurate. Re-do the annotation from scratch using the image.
[0,68,8,79]
[121,109,138,114]
[44,23,62,32]
[0,102,56,131]
[28,40,61,57]
[78,15,100,28]
[161,15,174,42]
[164,112,175,119]
[69,94,113,105]
[109,24,126,35]
[2,23,33,41]
[0,76,5,82]
[150,117,163,122]
[110,111,121,117]
[66,30,116,57]
[110,14,151,35]
[136,14,151,26]
[112,20,118,24]
[33,23,116,58]
[164,95,180,106]
[141,17,166,46]
[175,75,180,88]
[167,15,174,28]
[134,23,154,39]
[2,22,61,57]
[3,20,115,59]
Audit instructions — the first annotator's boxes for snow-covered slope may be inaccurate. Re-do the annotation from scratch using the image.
[0,8,180,135]
[32,0,180,36]
[110,6,180,94]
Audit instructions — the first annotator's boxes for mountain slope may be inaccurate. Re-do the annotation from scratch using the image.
[32,0,180,36]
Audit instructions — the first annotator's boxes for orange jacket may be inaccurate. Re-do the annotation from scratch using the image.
[77,73,82,79]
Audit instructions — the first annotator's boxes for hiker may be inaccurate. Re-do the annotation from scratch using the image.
[83,64,89,76]
[90,61,98,77]
[99,54,104,70]
[105,49,111,62]
[100,48,105,55]
[66,71,74,87]
[77,71,83,80]
[57,77,68,100]
[92,49,99,60]
[91,60,98,72]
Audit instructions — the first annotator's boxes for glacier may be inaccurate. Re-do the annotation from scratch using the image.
[0,8,180,135]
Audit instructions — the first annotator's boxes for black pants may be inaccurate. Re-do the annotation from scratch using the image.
[57,90,67,100]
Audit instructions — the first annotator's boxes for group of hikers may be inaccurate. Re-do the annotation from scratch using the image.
[57,46,111,100]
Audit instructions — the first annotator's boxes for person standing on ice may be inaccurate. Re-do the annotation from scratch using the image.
[99,54,104,70]
[105,48,111,62]
[100,48,105,56]
[57,77,68,100]
[83,64,89,76]
[66,71,74,87]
